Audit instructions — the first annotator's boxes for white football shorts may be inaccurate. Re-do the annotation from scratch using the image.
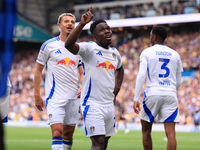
[82,105,116,137]
[140,94,180,123]
[0,87,10,122]
[47,98,80,126]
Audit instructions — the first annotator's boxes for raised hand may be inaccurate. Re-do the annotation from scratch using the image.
[81,6,93,25]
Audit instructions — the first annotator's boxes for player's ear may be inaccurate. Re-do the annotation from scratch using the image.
[58,23,61,29]
[93,33,97,40]
[153,34,157,41]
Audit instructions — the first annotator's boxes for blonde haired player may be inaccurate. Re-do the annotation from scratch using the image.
[34,13,83,150]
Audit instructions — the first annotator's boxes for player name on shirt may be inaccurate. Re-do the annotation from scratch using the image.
[159,81,171,86]
[155,51,172,56]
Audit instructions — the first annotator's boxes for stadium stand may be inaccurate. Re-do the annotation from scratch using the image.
[16,0,200,35]
[8,26,200,126]
[8,0,200,129]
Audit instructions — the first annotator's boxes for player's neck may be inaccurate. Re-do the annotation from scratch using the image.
[95,41,109,49]
[59,33,69,42]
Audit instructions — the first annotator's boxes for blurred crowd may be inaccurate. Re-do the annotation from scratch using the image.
[69,0,200,21]
[7,26,200,127]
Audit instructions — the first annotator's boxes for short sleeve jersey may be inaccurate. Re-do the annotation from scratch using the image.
[140,44,183,96]
[36,36,82,101]
[77,41,122,107]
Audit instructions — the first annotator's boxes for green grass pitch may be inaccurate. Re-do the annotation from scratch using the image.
[4,126,200,150]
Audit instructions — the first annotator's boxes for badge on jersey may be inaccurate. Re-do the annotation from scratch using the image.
[112,53,116,60]
[90,126,95,132]
[49,114,52,119]
[38,50,43,58]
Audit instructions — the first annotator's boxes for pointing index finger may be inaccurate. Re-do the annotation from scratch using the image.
[89,5,92,12]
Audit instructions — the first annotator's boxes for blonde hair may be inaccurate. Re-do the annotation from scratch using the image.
[57,13,76,24]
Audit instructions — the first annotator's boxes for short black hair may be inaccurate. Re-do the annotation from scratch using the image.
[152,26,167,41]
[90,19,106,34]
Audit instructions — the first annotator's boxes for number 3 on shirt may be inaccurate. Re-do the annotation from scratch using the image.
[159,58,170,78]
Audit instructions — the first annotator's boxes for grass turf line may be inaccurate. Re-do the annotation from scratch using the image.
[4,126,200,150]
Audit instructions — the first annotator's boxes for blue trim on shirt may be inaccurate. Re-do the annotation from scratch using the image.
[46,62,48,71]
[79,106,81,113]
[82,62,85,75]
[147,63,151,81]
[83,105,90,136]
[83,41,93,43]
[46,73,55,106]
[41,37,57,51]
[2,115,8,123]
[142,92,154,123]
[82,78,91,106]
[154,43,165,46]
[164,108,178,122]
[143,92,147,102]
[114,117,115,127]
[110,47,116,50]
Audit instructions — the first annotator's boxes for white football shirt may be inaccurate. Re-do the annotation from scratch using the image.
[77,41,122,107]
[36,36,82,103]
[134,44,183,101]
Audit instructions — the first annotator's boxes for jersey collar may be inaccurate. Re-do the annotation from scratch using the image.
[154,43,165,46]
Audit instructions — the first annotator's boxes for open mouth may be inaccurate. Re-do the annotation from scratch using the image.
[67,27,72,30]
[105,35,112,40]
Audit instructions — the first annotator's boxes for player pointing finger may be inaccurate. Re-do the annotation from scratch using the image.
[81,6,93,25]
[65,6,124,150]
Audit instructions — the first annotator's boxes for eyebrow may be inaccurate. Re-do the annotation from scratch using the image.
[63,19,75,22]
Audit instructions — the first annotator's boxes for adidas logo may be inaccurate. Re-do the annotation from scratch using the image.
[96,51,103,56]
[55,49,62,54]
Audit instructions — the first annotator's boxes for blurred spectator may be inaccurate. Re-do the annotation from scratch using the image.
[72,0,200,21]
[193,110,200,132]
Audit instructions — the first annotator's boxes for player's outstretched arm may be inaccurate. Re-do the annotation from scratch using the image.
[34,63,44,111]
[65,6,93,55]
